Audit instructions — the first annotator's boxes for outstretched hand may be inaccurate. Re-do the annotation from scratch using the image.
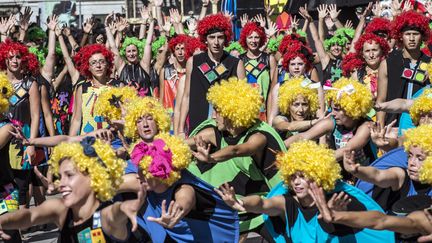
[147,200,184,229]
[120,182,147,232]
[191,136,212,162]
[343,150,360,174]
[308,182,334,223]
[214,182,246,211]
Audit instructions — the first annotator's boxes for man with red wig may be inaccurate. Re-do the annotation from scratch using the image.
[177,13,246,135]
[239,22,277,122]
[376,11,431,127]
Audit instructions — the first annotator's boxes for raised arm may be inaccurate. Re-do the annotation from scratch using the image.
[376,59,389,125]
[18,7,32,42]
[80,17,95,47]
[41,15,58,82]
[105,13,124,72]
[177,58,192,136]
[348,3,372,53]
[317,4,328,42]
[57,31,80,85]
[141,13,155,74]
[199,0,210,20]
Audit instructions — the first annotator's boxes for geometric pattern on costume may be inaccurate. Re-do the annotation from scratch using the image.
[79,83,109,135]
[198,62,228,84]
[0,183,19,215]
[263,181,395,243]
[245,59,270,122]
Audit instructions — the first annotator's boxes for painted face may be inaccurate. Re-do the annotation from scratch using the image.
[289,172,311,199]
[402,30,422,51]
[125,44,138,63]
[136,114,158,142]
[6,51,22,73]
[289,56,306,77]
[58,159,93,208]
[331,102,354,126]
[419,111,432,125]
[330,44,343,58]
[362,41,383,68]
[88,53,108,79]
[290,95,310,121]
[206,31,225,54]
[246,31,261,51]
[407,146,427,181]
[174,43,185,63]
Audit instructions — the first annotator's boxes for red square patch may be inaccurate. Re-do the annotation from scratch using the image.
[198,63,211,74]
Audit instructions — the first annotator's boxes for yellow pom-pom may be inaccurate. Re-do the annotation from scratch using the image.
[276,140,341,191]
[403,124,432,155]
[207,77,261,128]
[0,72,13,114]
[409,89,432,125]
[278,76,319,117]
[94,86,138,121]
[326,77,372,120]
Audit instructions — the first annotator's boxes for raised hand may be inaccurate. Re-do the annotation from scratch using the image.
[372,2,383,17]
[120,182,147,231]
[116,17,129,33]
[46,15,58,32]
[214,183,246,211]
[140,6,150,21]
[344,20,353,29]
[308,182,334,223]
[265,5,275,17]
[147,200,184,229]
[426,1,432,16]
[254,14,266,28]
[0,15,14,35]
[317,4,328,19]
[369,120,397,148]
[391,0,402,16]
[360,2,373,19]
[289,15,299,31]
[62,26,71,37]
[402,0,413,12]
[299,4,312,21]
[343,150,360,174]
[108,21,117,35]
[162,20,172,34]
[202,0,210,7]
[223,11,234,22]
[104,12,115,28]
[328,192,351,211]
[265,21,278,38]
[328,4,341,21]
[191,136,211,162]
[186,18,197,33]
[169,9,182,24]
[82,16,95,34]
[240,13,249,28]
[19,6,33,32]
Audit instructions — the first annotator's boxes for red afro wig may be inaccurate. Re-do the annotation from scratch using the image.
[278,33,307,55]
[364,18,391,38]
[185,37,207,60]
[354,33,390,60]
[282,42,314,72]
[73,44,114,79]
[341,52,364,77]
[392,10,430,41]
[0,39,39,75]
[239,22,267,50]
[197,13,233,46]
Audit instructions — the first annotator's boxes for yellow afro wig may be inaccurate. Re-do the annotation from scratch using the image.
[326,77,373,120]
[403,124,432,155]
[0,72,13,114]
[278,76,319,117]
[409,89,432,125]
[124,97,170,140]
[276,140,341,191]
[49,137,126,202]
[137,133,192,186]
[94,86,138,121]
[207,77,261,128]
[419,156,432,185]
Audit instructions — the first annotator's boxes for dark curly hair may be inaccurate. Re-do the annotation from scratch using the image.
[341,52,364,77]
[278,33,307,55]
[0,39,39,75]
[354,33,390,61]
[282,42,314,72]
[392,10,430,42]
[197,13,232,46]
[73,44,114,79]
[239,22,267,50]
[364,17,391,38]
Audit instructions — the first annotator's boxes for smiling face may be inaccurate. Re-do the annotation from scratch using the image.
[288,56,306,77]
[88,53,108,79]
[206,31,225,54]
[6,51,23,73]
[407,146,428,181]
[59,159,93,208]
[289,172,311,199]
[136,114,159,143]
[330,44,343,58]
[125,44,138,63]
[246,31,261,51]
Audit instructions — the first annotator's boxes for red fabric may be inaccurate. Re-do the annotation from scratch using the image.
[354,33,390,61]
[73,44,114,79]
[197,13,233,46]
[392,10,430,41]
[239,22,267,50]
[281,42,314,72]
[0,39,39,75]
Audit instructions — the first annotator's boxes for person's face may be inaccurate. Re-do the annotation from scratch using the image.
[215,110,229,131]
[290,95,310,121]
[59,159,93,208]
[229,49,241,58]
[345,41,351,51]
[88,53,108,79]
[246,31,261,51]
[136,114,158,142]
[362,41,383,67]
[206,32,225,54]
[174,43,185,63]
[419,111,432,125]
[289,56,306,77]
[402,30,422,51]
[125,44,138,63]
[6,51,22,73]
[330,44,343,58]
[407,146,427,181]
[331,102,353,126]
[96,34,105,44]
[289,172,311,199]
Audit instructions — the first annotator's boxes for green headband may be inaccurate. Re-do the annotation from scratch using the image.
[120,37,145,60]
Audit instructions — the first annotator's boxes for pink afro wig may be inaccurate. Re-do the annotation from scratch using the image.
[239,22,267,50]
[73,44,114,79]
[197,13,233,46]
[392,10,430,41]
[364,18,391,38]
[354,33,390,61]
[278,33,307,55]
[341,52,364,77]
[282,42,314,72]
[185,37,207,60]
[0,39,39,75]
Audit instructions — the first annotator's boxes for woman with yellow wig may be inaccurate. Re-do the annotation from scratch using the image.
[120,96,239,242]
[285,77,377,169]
[0,137,144,243]
[216,140,394,242]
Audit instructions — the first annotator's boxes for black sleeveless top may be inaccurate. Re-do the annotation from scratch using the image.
[322,58,342,85]
[188,52,239,133]
[119,63,152,96]
[385,49,431,125]
[239,52,270,69]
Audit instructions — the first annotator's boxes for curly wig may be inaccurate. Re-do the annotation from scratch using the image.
[27,26,47,41]
[49,138,126,202]
[207,77,261,128]
[124,97,171,140]
[239,22,267,50]
[324,34,348,51]
[354,33,390,61]
[94,86,138,121]
[277,140,341,191]
[392,10,430,42]
[119,37,145,60]
[419,156,432,185]
[278,76,319,118]
[278,33,307,54]
[151,36,167,59]
[28,46,47,67]
[364,18,391,37]
[224,41,246,55]
[185,37,206,60]
[134,133,192,186]
[341,52,364,77]
[169,34,190,54]
[197,13,233,46]
[282,42,314,72]
[73,44,114,79]
[403,125,432,155]
[0,71,13,113]
[409,89,432,125]
[334,28,355,40]
[326,77,373,120]
[267,34,284,53]
[0,39,39,75]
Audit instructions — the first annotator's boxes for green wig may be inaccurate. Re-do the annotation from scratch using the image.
[224,41,245,54]
[324,34,349,50]
[267,34,284,52]
[27,26,47,41]
[28,47,47,66]
[151,36,167,59]
[334,28,355,39]
[120,37,145,59]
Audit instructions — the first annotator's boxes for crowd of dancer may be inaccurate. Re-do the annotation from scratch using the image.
[1,0,432,242]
